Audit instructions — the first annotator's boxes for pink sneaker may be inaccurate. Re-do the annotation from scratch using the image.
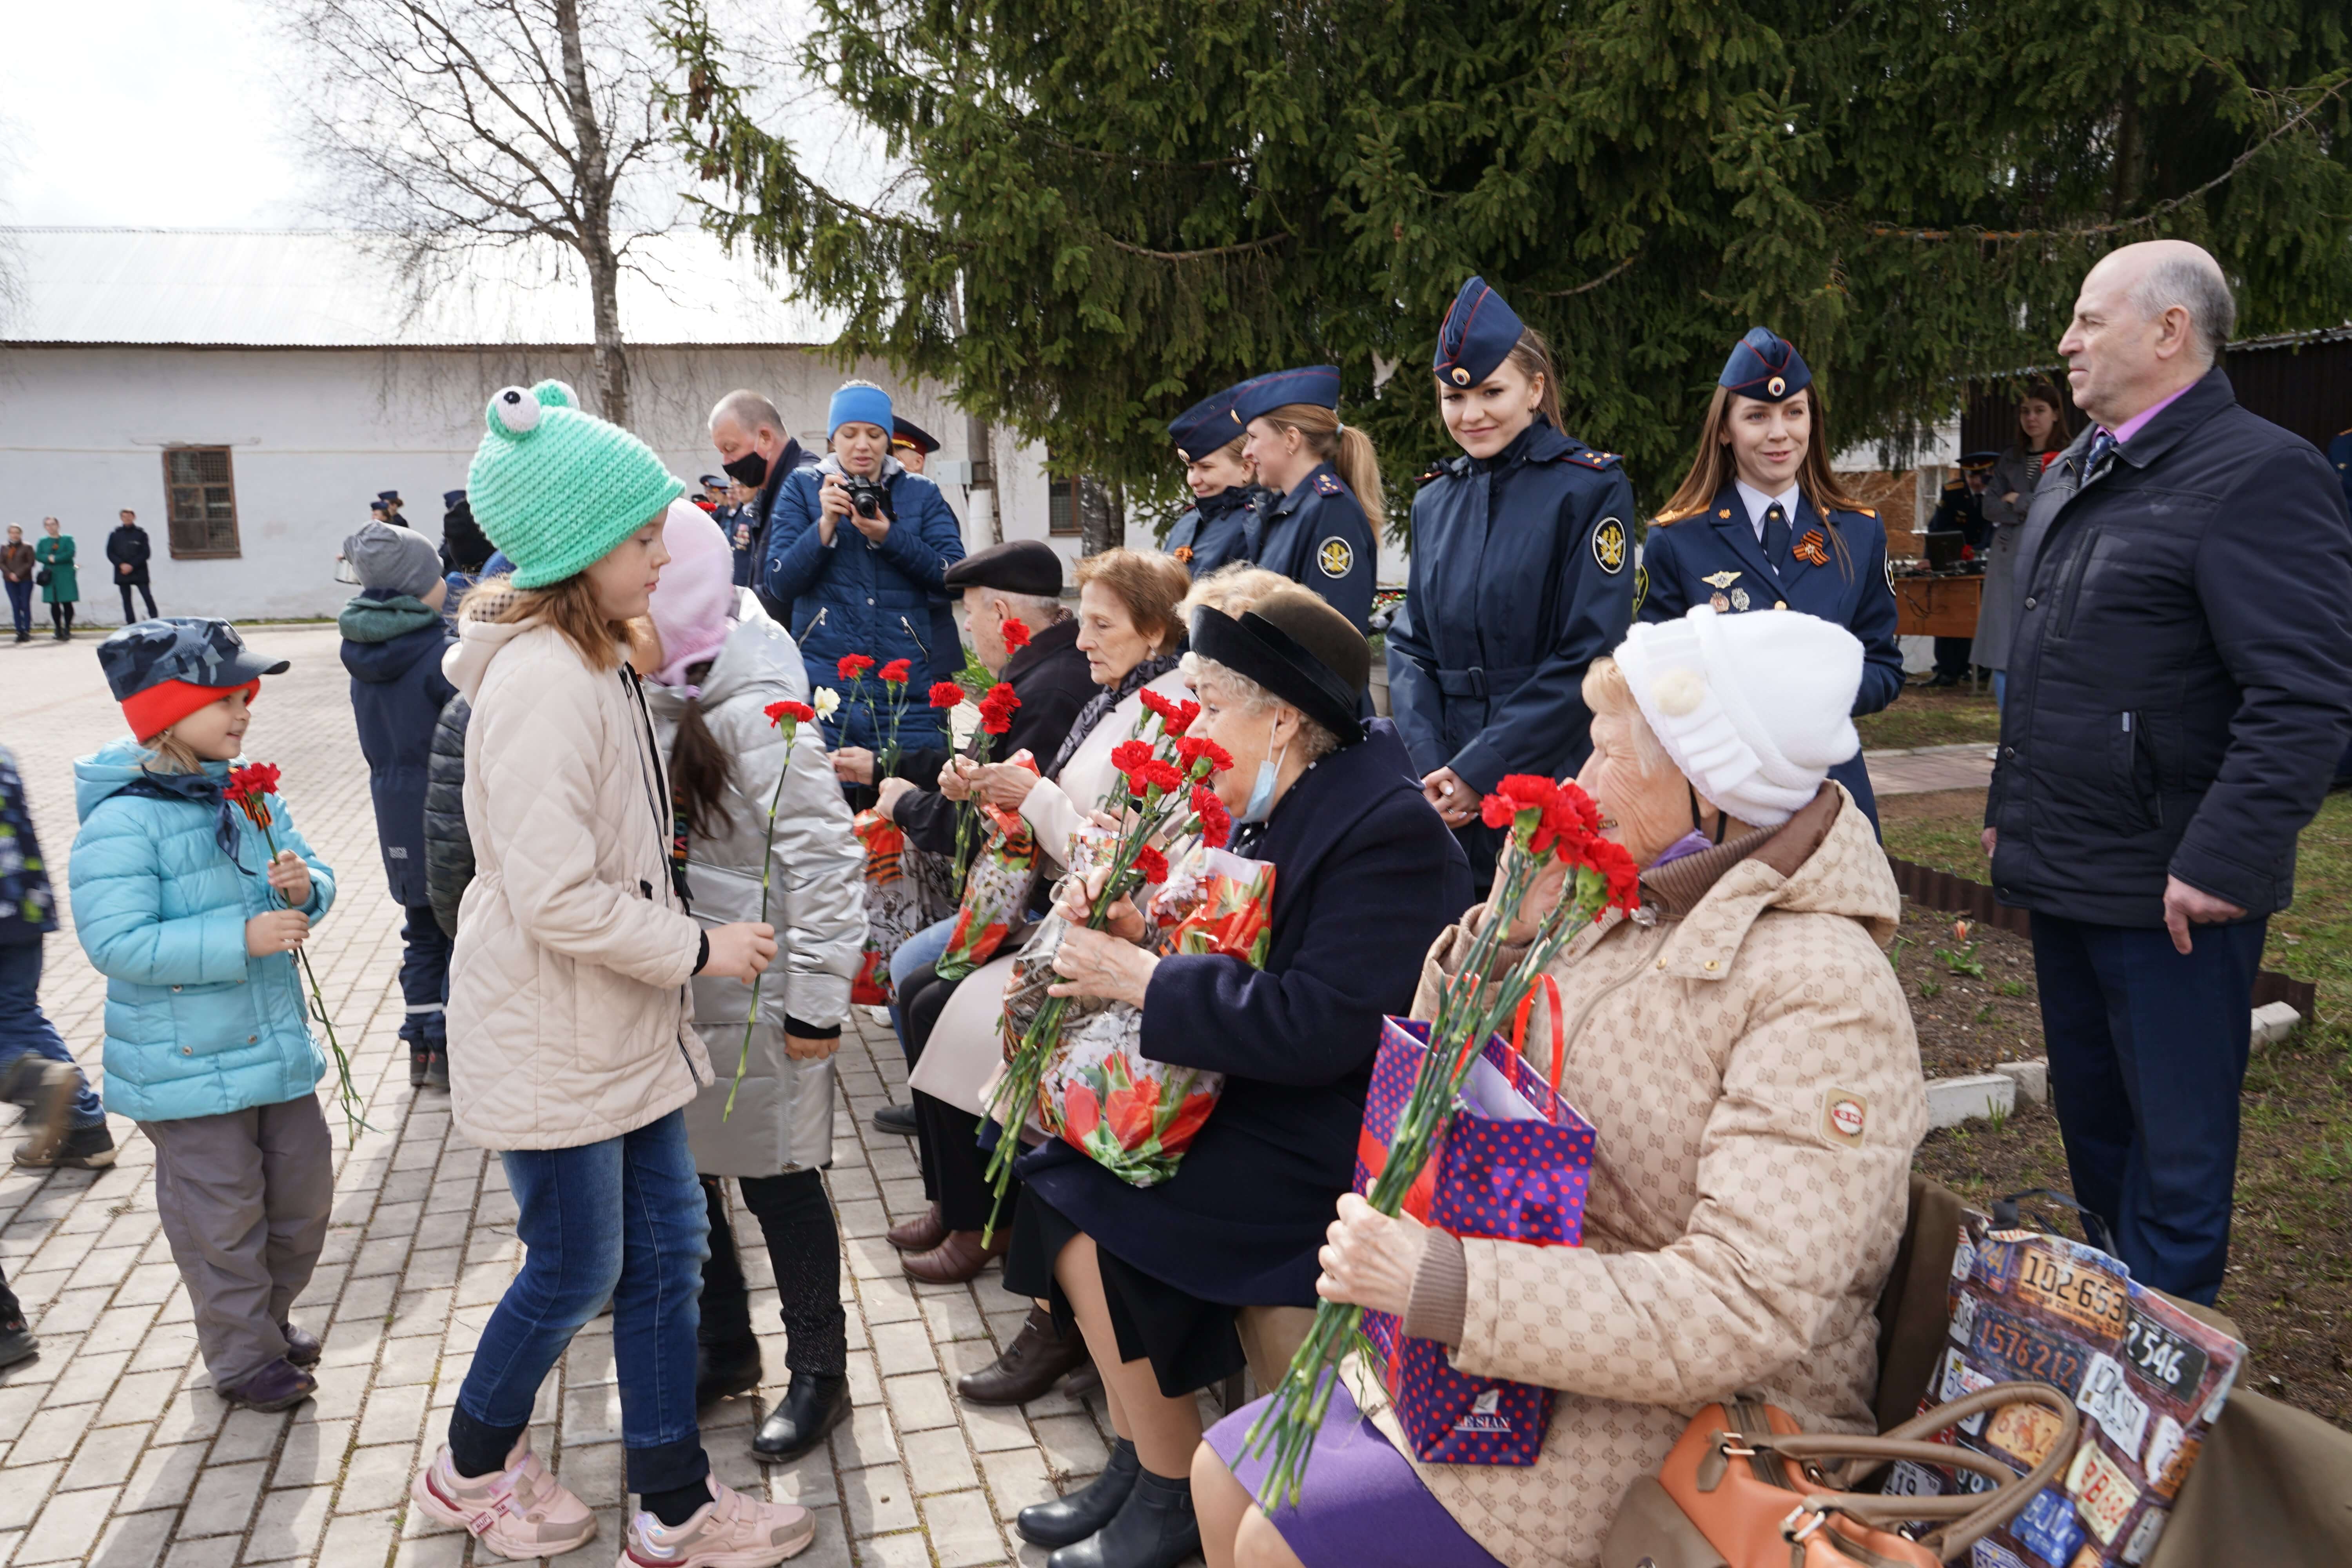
[410,1436,598,1560]
[619,1476,816,1566]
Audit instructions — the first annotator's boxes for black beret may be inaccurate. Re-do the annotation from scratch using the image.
[1189,588,1368,744]
[942,539,1063,598]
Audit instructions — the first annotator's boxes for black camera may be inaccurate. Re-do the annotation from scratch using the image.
[844,475,888,521]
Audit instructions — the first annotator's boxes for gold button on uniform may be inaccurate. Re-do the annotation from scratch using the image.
[1704,959,1719,970]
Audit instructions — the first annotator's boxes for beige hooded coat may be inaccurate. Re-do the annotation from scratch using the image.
[442,613,711,1151]
[1340,784,1929,1568]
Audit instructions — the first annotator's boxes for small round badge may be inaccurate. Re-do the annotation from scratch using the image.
[1767,375,1786,398]
[1451,367,1471,385]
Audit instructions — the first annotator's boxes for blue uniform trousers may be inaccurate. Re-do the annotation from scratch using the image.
[2029,910,2265,1305]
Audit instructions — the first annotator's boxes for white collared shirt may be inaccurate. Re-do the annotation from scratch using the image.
[1735,480,1804,541]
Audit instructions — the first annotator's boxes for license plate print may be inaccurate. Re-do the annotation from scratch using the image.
[2013,1243,2131,1338]
[2067,1440,2141,1545]
[1986,1397,2069,1469]
[1972,1303,2089,1394]
[2122,1311,2210,1403]
[1940,1347,1996,1434]
[2015,1485,2086,1566]
[2076,1351,2152,1455]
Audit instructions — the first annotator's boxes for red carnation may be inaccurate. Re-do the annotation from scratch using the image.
[879,658,912,684]
[1001,617,1032,653]
[764,699,815,728]
[1174,735,1234,776]
[1133,844,1170,885]
[1110,739,1155,776]
[1139,690,1198,736]
[224,762,281,808]
[1578,835,1643,917]
[1128,758,1185,797]
[978,684,1021,735]
[1481,773,1561,833]
[929,682,965,709]
[1190,784,1231,849]
[837,653,876,681]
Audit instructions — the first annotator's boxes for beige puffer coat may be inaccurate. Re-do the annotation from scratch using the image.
[443,613,710,1151]
[1340,782,1928,1568]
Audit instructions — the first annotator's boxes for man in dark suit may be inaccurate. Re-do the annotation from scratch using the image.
[707,388,818,622]
[1985,240,2352,1303]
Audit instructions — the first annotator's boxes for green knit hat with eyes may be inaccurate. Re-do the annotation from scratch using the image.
[466,380,684,589]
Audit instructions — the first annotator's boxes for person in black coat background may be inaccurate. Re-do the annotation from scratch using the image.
[436,489,493,576]
[999,590,1472,1568]
[1387,276,1637,888]
[338,521,459,1090]
[708,387,820,626]
[107,510,158,622]
[1985,241,2352,1305]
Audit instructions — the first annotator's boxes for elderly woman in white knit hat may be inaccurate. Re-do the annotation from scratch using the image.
[1194,604,1929,1568]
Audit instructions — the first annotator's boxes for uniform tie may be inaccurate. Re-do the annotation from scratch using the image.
[1762,502,1791,568]
[2084,428,2118,477]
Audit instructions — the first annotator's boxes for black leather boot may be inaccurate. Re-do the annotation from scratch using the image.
[753,1371,851,1461]
[1044,1466,1197,1568]
[1016,1437,1139,1548]
[695,1336,762,1406]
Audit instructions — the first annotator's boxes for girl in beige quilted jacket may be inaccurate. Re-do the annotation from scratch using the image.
[406,381,817,1568]
[1196,605,1929,1568]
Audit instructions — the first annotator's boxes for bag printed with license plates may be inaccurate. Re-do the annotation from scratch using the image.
[1880,1214,2243,1568]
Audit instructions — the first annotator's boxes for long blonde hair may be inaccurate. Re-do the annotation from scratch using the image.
[462,571,629,671]
[1259,403,1385,529]
[1655,383,1868,526]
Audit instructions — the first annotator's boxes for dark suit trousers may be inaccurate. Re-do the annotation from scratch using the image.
[118,581,157,622]
[2030,911,2265,1304]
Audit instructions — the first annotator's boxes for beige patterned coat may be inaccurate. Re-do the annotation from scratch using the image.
[1339,783,1928,1568]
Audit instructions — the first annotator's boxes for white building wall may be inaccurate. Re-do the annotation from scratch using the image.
[0,343,1055,622]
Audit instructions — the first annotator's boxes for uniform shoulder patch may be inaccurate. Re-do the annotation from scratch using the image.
[1570,448,1623,469]
[1857,506,1878,519]
[1590,516,1628,575]
[1314,471,1345,497]
[1317,536,1355,579]
[1416,464,1447,487]
[1820,1087,1870,1148]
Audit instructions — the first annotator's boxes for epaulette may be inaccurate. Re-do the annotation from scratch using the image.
[1314,471,1345,497]
[1415,464,1448,487]
[1855,506,1878,519]
[1567,447,1622,470]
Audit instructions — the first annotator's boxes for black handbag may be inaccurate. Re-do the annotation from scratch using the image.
[34,566,50,587]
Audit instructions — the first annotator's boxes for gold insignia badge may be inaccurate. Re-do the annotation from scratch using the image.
[1591,516,1627,575]
[1709,592,1730,612]
[1701,570,1740,589]
[1767,375,1787,397]
[1317,537,1354,579]
[1450,367,1471,386]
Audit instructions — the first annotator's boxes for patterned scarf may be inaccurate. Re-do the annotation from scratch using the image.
[1044,651,1185,782]
[118,766,248,871]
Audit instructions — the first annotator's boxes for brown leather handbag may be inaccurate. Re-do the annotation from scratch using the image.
[1599,1383,2080,1568]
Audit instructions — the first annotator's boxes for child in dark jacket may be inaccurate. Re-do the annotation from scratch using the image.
[339,521,458,1089]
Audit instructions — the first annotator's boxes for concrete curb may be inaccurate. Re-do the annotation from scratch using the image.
[1926,1004,2301,1129]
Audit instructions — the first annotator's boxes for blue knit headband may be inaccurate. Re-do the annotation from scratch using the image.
[829,384,894,439]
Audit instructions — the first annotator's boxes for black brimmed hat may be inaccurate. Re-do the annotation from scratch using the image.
[1189,588,1368,742]
[943,539,1063,598]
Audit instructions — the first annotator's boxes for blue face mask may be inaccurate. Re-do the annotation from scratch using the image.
[1240,719,1289,825]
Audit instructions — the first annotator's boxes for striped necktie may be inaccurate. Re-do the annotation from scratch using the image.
[2084,428,2118,478]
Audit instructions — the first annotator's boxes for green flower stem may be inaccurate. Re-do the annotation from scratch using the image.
[725,720,799,1120]
[255,819,374,1142]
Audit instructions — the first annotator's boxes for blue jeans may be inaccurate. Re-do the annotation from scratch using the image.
[888,914,958,1069]
[1992,670,2006,710]
[0,938,104,1127]
[2030,911,2266,1305]
[452,1109,711,1492]
[4,579,30,639]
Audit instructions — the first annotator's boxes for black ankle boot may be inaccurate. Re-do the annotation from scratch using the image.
[753,1371,851,1461]
[1044,1466,1196,1568]
[695,1336,762,1406]
[1016,1437,1139,1548]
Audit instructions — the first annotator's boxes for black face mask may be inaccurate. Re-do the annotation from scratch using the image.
[722,449,769,488]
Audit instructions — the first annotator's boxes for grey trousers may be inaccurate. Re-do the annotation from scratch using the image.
[142,1094,332,1389]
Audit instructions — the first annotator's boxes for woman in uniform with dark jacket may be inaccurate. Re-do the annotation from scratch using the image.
[1385,276,1639,887]
[1235,368,1381,632]
[1639,328,1903,829]
[1001,589,1471,1568]
[1162,385,1270,579]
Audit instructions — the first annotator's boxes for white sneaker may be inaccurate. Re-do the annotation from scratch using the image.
[619,1476,816,1566]
[409,1436,598,1560]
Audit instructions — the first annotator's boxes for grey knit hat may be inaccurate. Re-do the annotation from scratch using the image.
[342,520,445,601]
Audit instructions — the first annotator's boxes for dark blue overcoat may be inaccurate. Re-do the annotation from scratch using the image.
[1163,485,1269,579]
[1256,463,1377,632]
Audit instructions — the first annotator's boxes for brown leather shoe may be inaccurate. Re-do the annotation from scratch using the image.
[886,1203,949,1254]
[957,1305,1091,1406]
[901,1228,1008,1285]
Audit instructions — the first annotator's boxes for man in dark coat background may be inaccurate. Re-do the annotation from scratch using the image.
[107,510,157,622]
[708,388,820,624]
[1984,239,2352,1304]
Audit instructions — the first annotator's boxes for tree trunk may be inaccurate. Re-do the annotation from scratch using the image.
[554,0,628,425]
[586,249,630,426]
[1078,477,1125,556]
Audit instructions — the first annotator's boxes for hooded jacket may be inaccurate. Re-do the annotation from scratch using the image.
[340,595,456,907]
[641,595,867,1176]
[67,744,336,1123]
[440,609,710,1151]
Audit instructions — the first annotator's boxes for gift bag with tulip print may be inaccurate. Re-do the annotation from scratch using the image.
[934,756,1044,981]
[849,809,924,1004]
[1355,978,1599,1466]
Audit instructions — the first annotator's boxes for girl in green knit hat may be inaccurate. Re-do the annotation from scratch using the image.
[411,381,819,1566]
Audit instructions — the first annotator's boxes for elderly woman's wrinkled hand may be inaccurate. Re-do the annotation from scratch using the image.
[1054,866,1148,944]
[973,760,1038,811]
[1503,851,1572,945]
[1046,922,1159,1007]
[1316,1193,1430,1319]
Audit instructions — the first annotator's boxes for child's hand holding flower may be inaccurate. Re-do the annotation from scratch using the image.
[246,909,310,957]
[267,848,313,907]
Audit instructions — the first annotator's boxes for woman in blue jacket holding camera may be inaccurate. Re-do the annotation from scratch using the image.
[762,382,967,754]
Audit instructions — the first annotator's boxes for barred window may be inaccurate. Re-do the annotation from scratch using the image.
[163,447,240,558]
[1045,458,1109,539]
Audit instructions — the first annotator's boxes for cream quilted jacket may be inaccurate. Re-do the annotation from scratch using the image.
[1341,782,1928,1568]
[442,614,711,1151]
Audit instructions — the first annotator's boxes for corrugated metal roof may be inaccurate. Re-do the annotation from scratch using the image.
[0,227,839,348]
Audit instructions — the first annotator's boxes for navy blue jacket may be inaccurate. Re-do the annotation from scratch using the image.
[1641,485,1904,829]
[1018,721,1473,1307]
[1385,420,1636,793]
[1257,463,1377,632]
[762,456,967,751]
[339,598,457,908]
[747,438,821,624]
[1987,369,2352,927]
[1163,485,1270,579]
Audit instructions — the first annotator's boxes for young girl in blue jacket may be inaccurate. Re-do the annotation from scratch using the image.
[71,617,337,1413]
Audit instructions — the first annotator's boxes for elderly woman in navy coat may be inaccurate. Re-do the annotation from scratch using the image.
[1233,367,1382,632]
[1640,328,1903,828]
[997,588,1471,1568]
[1162,385,1270,578]
[1385,277,1638,886]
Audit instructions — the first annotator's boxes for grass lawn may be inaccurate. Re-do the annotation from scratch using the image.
[1857,680,2003,751]
[1887,786,2352,1428]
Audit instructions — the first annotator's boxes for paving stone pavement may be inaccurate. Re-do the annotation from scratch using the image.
[0,626,1145,1568]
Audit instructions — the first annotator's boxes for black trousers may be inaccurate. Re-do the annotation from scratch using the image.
[900,961,1020,1235]
[48,601,73,635]
[118,581,157,622]
[698,1169,847,1376]
[1932,636,1974,680]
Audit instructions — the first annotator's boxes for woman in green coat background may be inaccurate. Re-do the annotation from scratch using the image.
[34,517,78,641]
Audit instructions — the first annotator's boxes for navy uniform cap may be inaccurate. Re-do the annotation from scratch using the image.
[1719,327,1811,403]
[892,417,941,456]
[1432,276,1524,388]
[377,490,402,504]
[98,617,290,704]
[698,474,730,490]
[1230,366,1341,429]
[441,488,467,509]
[1169,387,1245,463]
[1958,451,2000,470]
